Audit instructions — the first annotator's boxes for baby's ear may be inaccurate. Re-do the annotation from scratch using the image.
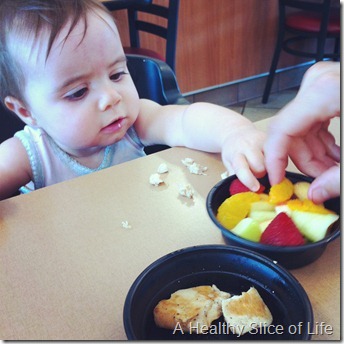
[4,96,37,126]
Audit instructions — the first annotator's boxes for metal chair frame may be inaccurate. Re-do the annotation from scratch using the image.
[262,0,340,103]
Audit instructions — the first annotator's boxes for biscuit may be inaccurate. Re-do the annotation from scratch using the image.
[222,286,273,335]
[154,284,230,333]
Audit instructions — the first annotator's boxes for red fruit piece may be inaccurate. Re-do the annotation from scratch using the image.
[229,179,265,195]
[260,212,305,246]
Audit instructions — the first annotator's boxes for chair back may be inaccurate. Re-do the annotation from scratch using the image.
[127,54,188,154]
[0,102,24,143]
[126,0,180,71]
[126,54,188,106]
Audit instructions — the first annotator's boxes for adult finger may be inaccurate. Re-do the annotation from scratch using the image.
[264,132,289,185]
[289,137,336,177]
[319,128,341,162]
[308,165,340,203]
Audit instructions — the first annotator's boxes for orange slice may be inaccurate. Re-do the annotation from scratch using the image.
[217,192,260,230]
[287,199,335,215]
[269,178,294,204]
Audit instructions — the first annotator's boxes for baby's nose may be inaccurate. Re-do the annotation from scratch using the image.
[98,84,122,111]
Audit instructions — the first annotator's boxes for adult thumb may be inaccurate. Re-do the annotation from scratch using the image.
[308,165,340,204]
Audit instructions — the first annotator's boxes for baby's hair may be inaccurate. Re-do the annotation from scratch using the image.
[0,0,111,105]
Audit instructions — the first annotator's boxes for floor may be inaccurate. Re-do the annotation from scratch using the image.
[228,88,299,122]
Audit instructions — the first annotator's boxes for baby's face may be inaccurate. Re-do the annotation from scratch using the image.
[18,9,140,157]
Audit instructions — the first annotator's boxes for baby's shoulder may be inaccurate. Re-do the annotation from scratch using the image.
[0,136,31,169]
[0,136,33,199]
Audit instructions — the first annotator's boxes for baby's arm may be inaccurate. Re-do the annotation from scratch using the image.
[0,137,32,200]
[135,99,266,191]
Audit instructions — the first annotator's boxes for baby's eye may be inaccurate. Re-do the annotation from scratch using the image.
[65,87,88,101]
[110,71,128,81]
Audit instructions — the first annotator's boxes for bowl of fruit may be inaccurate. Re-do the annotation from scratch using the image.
[206,172,340,269]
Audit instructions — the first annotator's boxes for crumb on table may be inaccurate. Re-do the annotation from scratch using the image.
[121,220,132,229]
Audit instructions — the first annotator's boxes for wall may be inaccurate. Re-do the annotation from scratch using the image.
[111,0,316,95]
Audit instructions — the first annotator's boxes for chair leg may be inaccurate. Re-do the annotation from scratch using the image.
[262,41,283,104]
[315,33,327,62]
[334,37,340,61]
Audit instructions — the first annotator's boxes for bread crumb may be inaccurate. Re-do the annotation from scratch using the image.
[181,158,207,175]
[157,163,169,174]
[149,173,164,186]
[179,184,194,199]
[221,171,230,179]
[121,220,132,229]
[181,157,194,166]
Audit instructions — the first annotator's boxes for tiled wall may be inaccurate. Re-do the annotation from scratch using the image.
[183,63,312,106]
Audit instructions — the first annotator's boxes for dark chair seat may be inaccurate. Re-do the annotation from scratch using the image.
[126,54,189,154]
[126,54,188,106]
[286,10,340,33]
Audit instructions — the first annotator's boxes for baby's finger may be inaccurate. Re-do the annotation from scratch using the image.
[264,134,289,185]
[230,154,261,191]
[243,149,266,178]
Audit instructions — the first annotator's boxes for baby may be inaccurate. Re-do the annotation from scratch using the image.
[0,0,266,200]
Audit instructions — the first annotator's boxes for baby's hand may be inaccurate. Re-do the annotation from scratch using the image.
[221,124,266,191]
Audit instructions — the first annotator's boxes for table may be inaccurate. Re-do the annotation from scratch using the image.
[0,118,340,340]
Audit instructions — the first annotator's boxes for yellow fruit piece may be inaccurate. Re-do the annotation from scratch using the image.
[259,193,270,201]
[217,192,260,230]
[269,178,294,204]
[287,199,335,215]
[293,181,311,201]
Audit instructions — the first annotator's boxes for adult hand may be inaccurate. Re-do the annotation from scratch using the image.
[308,165,340,204]
[264,62,340,203]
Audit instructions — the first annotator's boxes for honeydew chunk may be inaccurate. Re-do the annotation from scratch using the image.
[275,205,292,216]
[249,210,276,223]
[231,218,262,242]
[291,211,339,242]
[293,181,311,201]
[250,201,275,212]
[259,219,273,233]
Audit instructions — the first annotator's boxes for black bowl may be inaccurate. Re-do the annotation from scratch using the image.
[206,172,340,269]
[123,245,313,340]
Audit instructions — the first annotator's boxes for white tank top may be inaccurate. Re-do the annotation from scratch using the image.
[15,125,146,193]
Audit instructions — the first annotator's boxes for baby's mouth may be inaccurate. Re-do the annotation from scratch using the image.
[101,117,126,133]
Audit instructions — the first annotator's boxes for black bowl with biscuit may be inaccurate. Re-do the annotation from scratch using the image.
[123,245,313,340]
[206,172,340,269]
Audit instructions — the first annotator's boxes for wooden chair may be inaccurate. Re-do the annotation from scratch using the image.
[123,0,180,72]
[262,0,340,103]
